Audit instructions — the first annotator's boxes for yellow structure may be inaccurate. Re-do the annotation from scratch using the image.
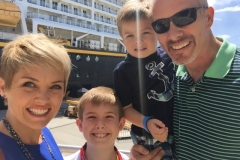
[0,0,21,27]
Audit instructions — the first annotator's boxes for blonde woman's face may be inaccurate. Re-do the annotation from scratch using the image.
[1,66,65,130]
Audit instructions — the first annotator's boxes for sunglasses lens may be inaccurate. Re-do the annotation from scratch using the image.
[152,19,170,34]
[152,7,203,34]
[174,8,197,27]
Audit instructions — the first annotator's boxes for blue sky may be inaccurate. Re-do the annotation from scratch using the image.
[209,0,240,46]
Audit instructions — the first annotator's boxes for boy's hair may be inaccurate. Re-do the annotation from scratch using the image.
[117,0,153,36]
[0,33,72,91]
[77,86,123,120]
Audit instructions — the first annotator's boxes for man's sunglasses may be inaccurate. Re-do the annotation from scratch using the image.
[152,6,208,34]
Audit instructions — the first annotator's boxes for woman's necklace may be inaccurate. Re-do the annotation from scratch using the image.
[2,117,56,160]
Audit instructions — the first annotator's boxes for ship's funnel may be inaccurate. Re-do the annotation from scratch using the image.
[0,0,21,27]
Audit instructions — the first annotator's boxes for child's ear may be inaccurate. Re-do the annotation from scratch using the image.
[118,118,125,130]
[76,118,83,132]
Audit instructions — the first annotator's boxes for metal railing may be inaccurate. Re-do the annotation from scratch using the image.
[27,0,92,19]
[94,17,117,26]
[27,12,119,35]
[0,32,21,40]
[105,0,123,7]
[70,0,92,7]
[94,4,117,15]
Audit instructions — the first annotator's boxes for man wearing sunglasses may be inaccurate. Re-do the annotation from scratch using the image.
[130,0,240,159]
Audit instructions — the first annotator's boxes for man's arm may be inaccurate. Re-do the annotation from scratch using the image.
[130,144,164,160]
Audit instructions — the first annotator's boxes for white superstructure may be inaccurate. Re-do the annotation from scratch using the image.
[0,0,127,52]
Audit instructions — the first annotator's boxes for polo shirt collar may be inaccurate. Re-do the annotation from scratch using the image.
[176,38,237,78]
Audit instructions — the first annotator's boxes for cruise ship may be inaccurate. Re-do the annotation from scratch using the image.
[0,0,127,100]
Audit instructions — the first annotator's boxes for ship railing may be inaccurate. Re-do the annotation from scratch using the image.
[0,32,21,40]
[27,0,37,5]
[27,0,92,20]
[40,1,51,8]
[105,0,123,7]
[94,16,100,21]
[117,1,124,6]
[27,0,51,8]
[72,0,92,7]
[60,8,72,14]
[58,144,130,158]
[27,12,120,35]
[94,5,117,16]
[27,12,91,23]
[94,17,116,26]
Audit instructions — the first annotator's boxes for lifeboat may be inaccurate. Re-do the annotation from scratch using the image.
[0,0,21,27]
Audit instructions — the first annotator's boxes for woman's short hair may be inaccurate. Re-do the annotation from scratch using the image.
[0,33,72,91]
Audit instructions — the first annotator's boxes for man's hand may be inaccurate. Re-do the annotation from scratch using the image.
[147,119,168,142]
[130,144,164,160]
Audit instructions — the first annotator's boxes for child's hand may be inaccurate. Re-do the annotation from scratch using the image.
[147,119,168,142]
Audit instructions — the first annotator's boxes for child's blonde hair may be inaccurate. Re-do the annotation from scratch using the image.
[77,86,123,120]
[117,0,153,36]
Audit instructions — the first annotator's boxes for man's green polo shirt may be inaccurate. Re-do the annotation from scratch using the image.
[173,38,240,159]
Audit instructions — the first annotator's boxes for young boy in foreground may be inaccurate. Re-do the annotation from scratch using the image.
[113,0,174,159]
[64,86,129,160]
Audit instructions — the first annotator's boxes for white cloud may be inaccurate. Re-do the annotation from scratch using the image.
[215,5,240,12]
[214,18,222,21]
[208,0,217,6]
[208,0,239,6]
[217,35,231,39]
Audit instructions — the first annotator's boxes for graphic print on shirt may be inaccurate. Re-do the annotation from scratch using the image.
[146,61,174,102]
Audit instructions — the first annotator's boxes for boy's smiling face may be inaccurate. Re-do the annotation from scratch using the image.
[76,102,125,148]
[121,17,158,58]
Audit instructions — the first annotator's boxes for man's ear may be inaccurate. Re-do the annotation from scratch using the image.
[0,78,6,97]
[205,7,214,28]
[76,118,83,132]
[119,118,126,130]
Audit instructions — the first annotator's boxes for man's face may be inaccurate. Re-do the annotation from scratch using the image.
[152,0,212,65]
[121,18,158,58]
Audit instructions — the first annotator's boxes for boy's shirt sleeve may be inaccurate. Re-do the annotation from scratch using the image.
[113,66,132,108]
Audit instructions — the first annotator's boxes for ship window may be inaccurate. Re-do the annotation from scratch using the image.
[74,8,78,15]
[61,4,64,11]
[64,5,68,13]
[40,0,45,7]
[86,56,90,62]
[52,2,57,10]
[94,73,98,77]
[76,55,81,60]
[76,73,80,78]
[86,72,90,77]
[95,56,99,62]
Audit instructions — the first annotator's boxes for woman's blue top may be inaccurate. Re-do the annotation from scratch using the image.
[0,127,63,160]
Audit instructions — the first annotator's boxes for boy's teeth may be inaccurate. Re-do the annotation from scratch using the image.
[94,133,107,137]
[172,42,189,50]
[28,108,48,115]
